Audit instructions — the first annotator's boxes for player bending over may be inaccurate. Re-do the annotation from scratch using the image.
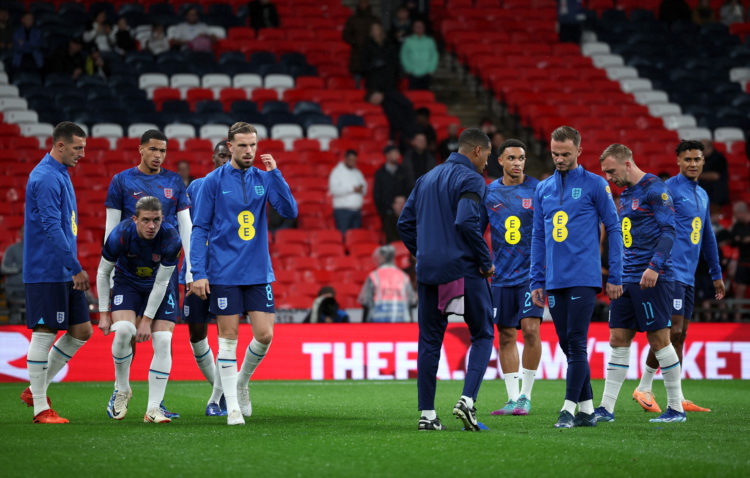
[97,196,181,423]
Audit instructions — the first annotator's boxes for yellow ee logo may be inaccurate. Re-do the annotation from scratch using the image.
[691,216,701,245]
[136,266,153,277]
[237,211,256,241]
[505,216,521,245]
[605,186,611,194]
[552,211,568,242]
[71,211,77,236]
[622,217,632,248]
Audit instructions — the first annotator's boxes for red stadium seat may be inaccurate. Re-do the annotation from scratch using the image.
[309,229,344,246]
[219,88,247,111]
[275,228,309,245]
[152,87,181,111]
[348,242,380,258]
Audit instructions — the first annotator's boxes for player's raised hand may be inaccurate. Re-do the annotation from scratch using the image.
[189,278,210,300]
[98,311,112,335]
[714,279,726,300]
[260,154,277,171]
[136,316,152,343]
[531,288,545,308]
[639,268,659,289]
[73,269,90,291]
[606,282,623,300]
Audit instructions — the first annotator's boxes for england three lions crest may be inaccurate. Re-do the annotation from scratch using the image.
[218,297,228,310]
[164,188,173,199]
[572,188,581,199]
[522,198,532,209]
[631,198,639,210]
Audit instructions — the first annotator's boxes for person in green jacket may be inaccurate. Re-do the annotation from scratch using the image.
[399,20,438,90]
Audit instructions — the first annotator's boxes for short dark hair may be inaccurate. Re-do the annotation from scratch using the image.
[599,143,633,163]
[214,140,228,152]
[675,140,704,155]
[551,125,581,148]
[458,128,491,152]
[52,122,86,143]
[134,196,162,217]
[344,149,358,157]
[228,122,257,141]
[498,139,526,157]
[140,129,167,145]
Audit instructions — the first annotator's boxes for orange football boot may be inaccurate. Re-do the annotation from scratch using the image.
[21,387,51,407]
[682,399,711,412]
[632,388,662,413]
[33,409,69,424]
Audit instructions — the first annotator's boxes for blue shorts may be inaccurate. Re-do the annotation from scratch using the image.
[671,282,694,320]
[25,282,90,330]
[491,284,543,328]
[609,281,673,333]
[110,276,179,322]
[183,291,213,323]
[209,284,275,315]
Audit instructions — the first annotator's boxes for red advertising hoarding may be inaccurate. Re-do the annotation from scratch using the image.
[1,323,749,382]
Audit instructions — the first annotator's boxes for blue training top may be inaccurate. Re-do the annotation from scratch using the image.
[618,173,675,283]
[397,152,492,285]
[666,173,722,286]
[485,175,539,287]
[191,162,297,285]
[105,166,189,229]
[103,219,181,291]
[23,153,82,283]
[530,164,623,292]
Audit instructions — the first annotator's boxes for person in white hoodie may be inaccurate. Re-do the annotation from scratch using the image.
[329,149,367,236]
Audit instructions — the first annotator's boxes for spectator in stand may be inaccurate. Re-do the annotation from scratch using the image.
[363,22,398,92]
[144,23,169,56]
[111,17,137,56]
[177,160,194,187]
[402,133,437,187]
[730,201,750,320]
[365,90,418,145]
[438,123,460,162]
[399,20,438,90]
[557,0,585,43]
[248,0,279,31]
[343,0,380,87]
[374,145,411,243]
[329,149,367,236]
[695,210,730,321]
[659,0,692,24]
[303,286,349,323]
[692,0,717,25]
[12,12,43,74]
[47,37,85,81]
[0,8,13,51]
[720,0,747,25]
[698,139,729,209]
[414,107,437,153]
[485,131,506,180]
[84,47,110,79]
[83,11,113,53]
[1,226,24,323]
[479,118,497,138]
[389,6,411,46]
[168,7,216,52]
[358,245,416,322]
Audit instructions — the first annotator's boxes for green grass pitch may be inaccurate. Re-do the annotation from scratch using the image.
[2,380,749,477]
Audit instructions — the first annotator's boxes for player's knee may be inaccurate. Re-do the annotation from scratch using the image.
[152,331,172,358]
[254,330,273,345]
[188,325,208,343]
